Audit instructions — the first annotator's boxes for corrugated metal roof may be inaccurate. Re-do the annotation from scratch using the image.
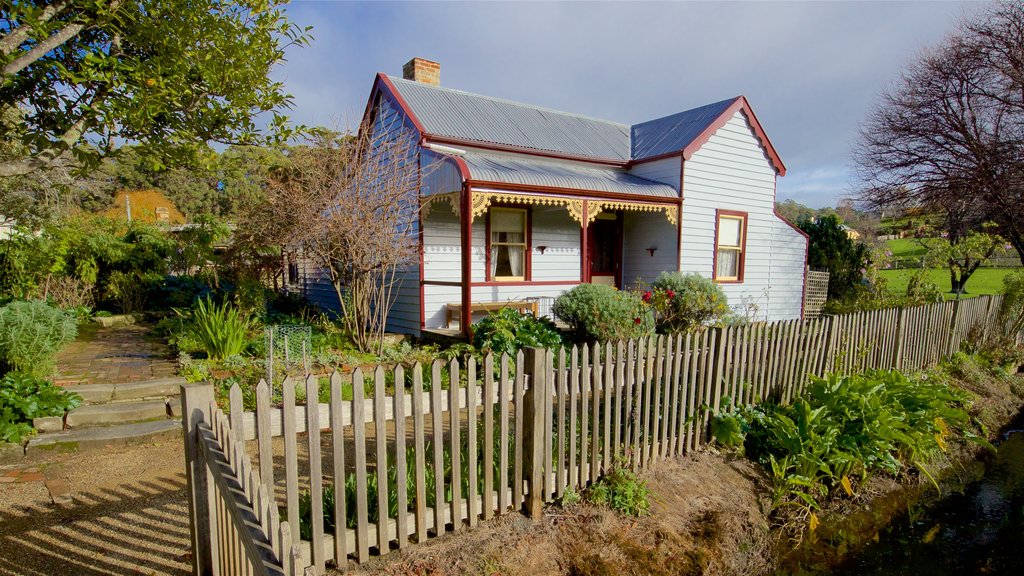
[460,153,677,198]
[388,76,631,161]
[630,98,739,160]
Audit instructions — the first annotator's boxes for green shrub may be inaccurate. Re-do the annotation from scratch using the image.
[186,297,255,360]
[645,272,732,333]
[0,372,82,443]
[1000,270,1024,336]
[0,300,78,377]
[584,465,651,517]
[473,308,564,356]
[798,214,871,302]
[725,369,986,530]
[553,284,653,344]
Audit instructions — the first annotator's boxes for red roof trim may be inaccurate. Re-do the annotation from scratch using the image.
[468,180,681,204]
[681,96,787,176]
[376,73,428,135]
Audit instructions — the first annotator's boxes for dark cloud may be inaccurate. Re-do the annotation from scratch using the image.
[277,1,975,208]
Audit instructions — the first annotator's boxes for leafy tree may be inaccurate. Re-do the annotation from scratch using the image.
[798,214,870,302]
[917,223,1007,295]
[0,0,310,178]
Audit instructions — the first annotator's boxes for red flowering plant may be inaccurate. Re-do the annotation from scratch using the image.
[642,272,732,333]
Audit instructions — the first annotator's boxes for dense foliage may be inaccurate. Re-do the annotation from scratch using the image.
[0,372,81,443]
[553,284,654,344]
[0,300,77,377]
[712,369,983,530]
[645,272,732,333]
[472,308,563,357]
[185,297,255,360]
[798,214,871,302]
[1,0,310,178]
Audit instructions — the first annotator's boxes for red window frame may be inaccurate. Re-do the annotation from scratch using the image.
[713,209,748,283]
[484,205,532,282]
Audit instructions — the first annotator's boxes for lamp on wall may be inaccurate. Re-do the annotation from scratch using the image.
[537,245,548,254]
[647,246,658,257]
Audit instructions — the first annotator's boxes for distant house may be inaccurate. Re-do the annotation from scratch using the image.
[293,58,809,337]
[103,189,186,225]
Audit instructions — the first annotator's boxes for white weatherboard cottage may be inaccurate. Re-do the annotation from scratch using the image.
[292,58,809,337]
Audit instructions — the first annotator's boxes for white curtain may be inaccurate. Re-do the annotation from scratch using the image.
[717,249,739,278]
[506,233,524,276]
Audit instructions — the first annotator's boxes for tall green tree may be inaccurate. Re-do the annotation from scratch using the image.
[0,0,310,178]
[799,214,871,301]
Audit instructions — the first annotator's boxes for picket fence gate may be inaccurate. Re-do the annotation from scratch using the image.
[181,294,1009,575]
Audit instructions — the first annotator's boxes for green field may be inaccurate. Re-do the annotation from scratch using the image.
[886,238,928,259]
[878,268,1013,299]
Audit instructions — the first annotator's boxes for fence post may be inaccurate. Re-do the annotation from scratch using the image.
[947,299,961,357]
[523,347,547,520]
[180,382,215,576]
[893,307,907,371]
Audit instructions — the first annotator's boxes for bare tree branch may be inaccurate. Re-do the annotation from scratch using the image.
[0,0,75,57]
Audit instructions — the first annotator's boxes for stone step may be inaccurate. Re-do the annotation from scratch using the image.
[63,399,170,428]
[24,419,181,456]
[63,377,186,405]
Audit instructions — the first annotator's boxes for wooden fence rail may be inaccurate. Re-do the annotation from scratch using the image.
[183,294,1009,575]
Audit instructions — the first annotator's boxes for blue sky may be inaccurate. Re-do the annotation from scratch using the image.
[275,0,976,208]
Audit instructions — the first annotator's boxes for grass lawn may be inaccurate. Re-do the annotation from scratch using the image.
[885,238,929,259]
[878,267,1013,299]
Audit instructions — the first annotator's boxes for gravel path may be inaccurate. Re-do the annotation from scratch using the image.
[0,441,191,576]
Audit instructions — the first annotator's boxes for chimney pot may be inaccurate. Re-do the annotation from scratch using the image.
[403,57,440,86]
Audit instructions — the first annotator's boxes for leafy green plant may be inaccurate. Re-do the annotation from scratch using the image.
[473,307,564,356]
[185,297,255,360]
[0,299,78,377]
[553,284,654,344]
[644,272,732,333]
[0,372,82,443]
[584,464,651,517]
[728,369,985,531]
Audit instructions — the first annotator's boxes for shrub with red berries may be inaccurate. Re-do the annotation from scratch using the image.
[643,272,733,333]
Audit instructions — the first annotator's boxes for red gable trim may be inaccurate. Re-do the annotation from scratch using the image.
[681,96,787,176]
[376,73,427,135]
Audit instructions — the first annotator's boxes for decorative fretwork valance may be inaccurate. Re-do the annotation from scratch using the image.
[421,191,677,227]
[588,201,678,226]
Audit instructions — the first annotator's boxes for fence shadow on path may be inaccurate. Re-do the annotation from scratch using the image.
[0,474,191,576]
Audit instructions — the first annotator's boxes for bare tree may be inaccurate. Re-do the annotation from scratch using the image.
[856,1,1024,262]
[241,123,427,354]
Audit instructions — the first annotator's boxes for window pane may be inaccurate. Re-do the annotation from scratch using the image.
[718,217,742,247]
[717,248,739,278]
[491,210,524,234]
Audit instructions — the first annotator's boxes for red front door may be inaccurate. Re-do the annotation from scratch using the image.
[588,213,623,287]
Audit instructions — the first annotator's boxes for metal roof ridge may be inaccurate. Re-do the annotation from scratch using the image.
[631,96,742,129]
[385,75,631,131]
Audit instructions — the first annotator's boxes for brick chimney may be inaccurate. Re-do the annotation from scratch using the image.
[403,57,440,86]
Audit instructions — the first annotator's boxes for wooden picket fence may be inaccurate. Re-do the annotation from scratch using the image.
[181,294,1009,575]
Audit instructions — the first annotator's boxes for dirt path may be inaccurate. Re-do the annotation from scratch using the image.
[0,441,190,576]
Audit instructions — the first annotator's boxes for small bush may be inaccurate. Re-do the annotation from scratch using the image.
[186,297,255,360]
[0,372,82,443]
[473,307,564,356]
[584,465,651,517]
[553,284,653,344]
[1001,270,1024,336]
[645,272,732,333]
[0,300,78,377]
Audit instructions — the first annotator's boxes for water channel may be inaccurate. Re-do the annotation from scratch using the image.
[829,428,1024,575]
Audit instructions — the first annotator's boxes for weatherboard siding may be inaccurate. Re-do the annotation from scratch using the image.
[627,157,681,188]
[622,211,679,288]
[680,110,806,322]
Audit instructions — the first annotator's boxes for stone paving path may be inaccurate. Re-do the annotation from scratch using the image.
[53,323,177,386]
